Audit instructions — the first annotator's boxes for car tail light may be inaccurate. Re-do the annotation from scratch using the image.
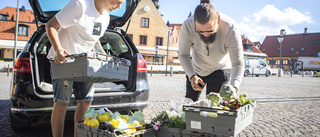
[137,54,147,72]
[14,58,31,73]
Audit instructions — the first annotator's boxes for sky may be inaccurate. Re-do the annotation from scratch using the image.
[1,0,319,43]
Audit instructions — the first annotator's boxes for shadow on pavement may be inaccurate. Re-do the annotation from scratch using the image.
[0,99,74,137]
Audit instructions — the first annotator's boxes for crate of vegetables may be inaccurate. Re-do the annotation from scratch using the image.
[76,107,155,137]
[183,84,255,137]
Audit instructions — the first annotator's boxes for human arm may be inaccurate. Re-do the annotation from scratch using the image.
[46,17,69,64]
[189,74,205,91]
[226,26,245,91]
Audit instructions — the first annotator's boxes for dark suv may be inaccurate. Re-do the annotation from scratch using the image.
[10,0,149,130]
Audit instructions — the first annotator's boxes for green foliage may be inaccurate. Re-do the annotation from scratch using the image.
[151,111,186,130]
[220,84,235,100]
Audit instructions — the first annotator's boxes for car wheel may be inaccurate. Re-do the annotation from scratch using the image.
[255,75,259,77]
[266,71,271,77]
[9,109,30,131]
[244,70,250,77]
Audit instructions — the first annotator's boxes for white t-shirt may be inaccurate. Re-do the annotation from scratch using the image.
[47,0,110,59]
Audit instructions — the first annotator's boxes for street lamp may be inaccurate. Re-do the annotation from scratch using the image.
[277,29,285,77]
[154,46,158,65]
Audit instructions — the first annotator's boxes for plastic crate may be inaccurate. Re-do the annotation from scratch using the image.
[76,121,155,137]
[183,103,255,137]
[155,127,190,137]
[51,52,131,83]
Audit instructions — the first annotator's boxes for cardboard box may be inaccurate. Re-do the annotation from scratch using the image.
[51,52,131,83]
[183,103,255,137]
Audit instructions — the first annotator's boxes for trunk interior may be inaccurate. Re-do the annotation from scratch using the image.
[33,30,134,95]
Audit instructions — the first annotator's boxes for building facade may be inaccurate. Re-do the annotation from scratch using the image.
[260,28,320,70]
[0,6,37,60]
[120,0,171,65]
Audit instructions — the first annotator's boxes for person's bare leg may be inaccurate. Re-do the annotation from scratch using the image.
[74,101,92,137]
[51,102,68,137]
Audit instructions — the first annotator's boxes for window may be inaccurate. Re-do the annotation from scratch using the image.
[0,49,4,58]
[276,60,280,65]
[0,15,8,20]
[127,34,133,40]
[141,18,149,28]
[18,25,29,36]
[290,48,294,51]
[301,48,305,51]
[140,35,147,45]
[243,44,252,52]
[312,40,317,45]
[156,37,163,46]
[283,60,288,65]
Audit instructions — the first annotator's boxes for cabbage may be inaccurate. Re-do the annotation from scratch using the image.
[219,84,235,100]
[206,92,221,107]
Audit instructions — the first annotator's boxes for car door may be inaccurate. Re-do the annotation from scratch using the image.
[258,60,267,74]
[29,0,138,25]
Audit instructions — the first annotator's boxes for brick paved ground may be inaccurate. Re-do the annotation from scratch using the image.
[1,72,320,136]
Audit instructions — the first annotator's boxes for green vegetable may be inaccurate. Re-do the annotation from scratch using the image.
[219,84,235,100]
[239,94,255,105]
[206,92,222,107]
[151,111,186,130]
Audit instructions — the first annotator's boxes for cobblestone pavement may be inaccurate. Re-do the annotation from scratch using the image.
[1,72,320,136]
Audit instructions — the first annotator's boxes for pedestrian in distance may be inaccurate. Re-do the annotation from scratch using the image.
[45,0,125,136]
[178,0,245,102]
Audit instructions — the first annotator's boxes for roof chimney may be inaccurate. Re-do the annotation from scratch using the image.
[20,6,25,12]
[304,28,308,35]
[280,29,286,37]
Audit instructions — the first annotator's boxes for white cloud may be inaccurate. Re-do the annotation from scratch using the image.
[238,5,314,42]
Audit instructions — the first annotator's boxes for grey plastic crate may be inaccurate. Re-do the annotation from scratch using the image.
[51,53,131,83]
[155,127,190,137]
[183,103,255,137]
[76,121,155,137]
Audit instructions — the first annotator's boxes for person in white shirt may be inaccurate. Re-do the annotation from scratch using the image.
[46,0,124,136]
[178,0,244,101]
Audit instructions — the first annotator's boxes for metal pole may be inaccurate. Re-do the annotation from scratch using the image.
[165,31,170,76]
[7,64,10,77]
[13,0,20,67]
[150,66,153,76]
[279,42,282,77]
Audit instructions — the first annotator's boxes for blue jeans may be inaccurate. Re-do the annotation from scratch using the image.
[51,66,94,104]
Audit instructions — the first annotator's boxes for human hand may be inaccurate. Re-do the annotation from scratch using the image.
[190,75,205,91]
[54,48,69,64]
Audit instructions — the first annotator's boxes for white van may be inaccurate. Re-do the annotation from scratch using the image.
[244,58,272,77]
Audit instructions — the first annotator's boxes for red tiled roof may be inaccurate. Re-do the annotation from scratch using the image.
[241,35,264,53]
[260,33,320,57]
[0,6,35,22]
[0,7,37,41]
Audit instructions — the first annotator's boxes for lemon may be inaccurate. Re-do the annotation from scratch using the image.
[83,117,92,125]
[98,114,109,123]
[90,119,100,128]
[109,119,120,128]
[126,124,136,135]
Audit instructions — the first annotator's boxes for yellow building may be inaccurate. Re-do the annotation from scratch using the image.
[120,0,171,65]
